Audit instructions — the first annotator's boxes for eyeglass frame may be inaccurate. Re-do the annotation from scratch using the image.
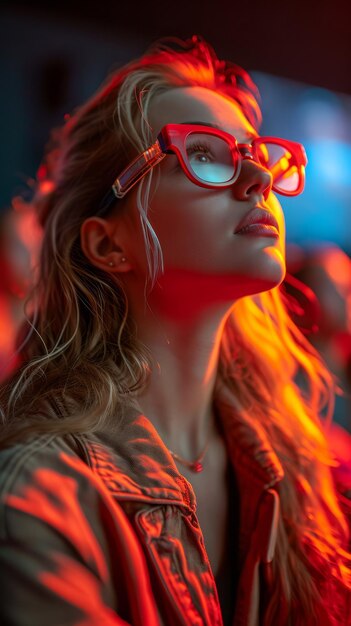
[102,123,307,207]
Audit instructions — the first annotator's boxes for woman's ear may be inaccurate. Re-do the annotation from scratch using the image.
[80,217,132,273]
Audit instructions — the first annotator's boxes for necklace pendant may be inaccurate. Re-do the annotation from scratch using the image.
[192,461,203,472]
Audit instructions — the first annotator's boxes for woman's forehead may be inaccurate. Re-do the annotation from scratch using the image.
[147,86,256,141]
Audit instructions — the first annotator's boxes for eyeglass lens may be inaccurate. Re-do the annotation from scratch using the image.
[255,143,299,193]
[185,133,235,184]
[185,132,299,192]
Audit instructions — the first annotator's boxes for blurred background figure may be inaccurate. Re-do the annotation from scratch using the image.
[0,199,42,381]
[283,243,351,510]
[290,244,351,433]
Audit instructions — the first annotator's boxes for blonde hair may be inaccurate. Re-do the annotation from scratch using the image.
[1,35,350,625]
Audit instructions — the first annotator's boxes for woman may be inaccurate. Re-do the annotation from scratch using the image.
[0,36,350,626]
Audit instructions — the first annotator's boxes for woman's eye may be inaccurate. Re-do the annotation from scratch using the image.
[187,144,213,162]
[195,153,210,163]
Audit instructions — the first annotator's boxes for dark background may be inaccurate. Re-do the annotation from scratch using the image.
[3,0,351,93]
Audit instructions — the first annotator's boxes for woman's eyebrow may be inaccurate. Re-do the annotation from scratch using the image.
[180,120,257,142]
[181,120,222,129]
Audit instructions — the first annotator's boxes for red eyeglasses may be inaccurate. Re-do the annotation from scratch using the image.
[110,123,307,200]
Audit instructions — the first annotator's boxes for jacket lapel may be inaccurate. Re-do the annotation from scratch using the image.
[87,388,285,626]
[87,418,222,626]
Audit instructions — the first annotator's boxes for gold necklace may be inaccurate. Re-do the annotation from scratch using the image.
[168,432,211,473]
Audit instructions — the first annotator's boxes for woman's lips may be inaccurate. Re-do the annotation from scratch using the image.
[235,223,279,238]
[234,207,280,238]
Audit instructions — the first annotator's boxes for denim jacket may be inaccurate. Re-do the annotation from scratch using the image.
[0,385,349,626]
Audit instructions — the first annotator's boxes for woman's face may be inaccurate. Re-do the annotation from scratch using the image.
[127,86,286,305]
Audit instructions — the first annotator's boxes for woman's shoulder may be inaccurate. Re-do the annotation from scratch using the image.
[0,431,120,560]
[0,433,137,626]
[0,432,88,468]
[0,433,96,522]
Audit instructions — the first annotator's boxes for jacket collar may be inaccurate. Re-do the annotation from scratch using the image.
[88,381,284,509]
[89,412,197,510]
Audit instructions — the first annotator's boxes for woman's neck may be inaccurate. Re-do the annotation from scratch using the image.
[129,293,234,458]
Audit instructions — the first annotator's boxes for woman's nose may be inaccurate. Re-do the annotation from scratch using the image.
[232,159,273,201]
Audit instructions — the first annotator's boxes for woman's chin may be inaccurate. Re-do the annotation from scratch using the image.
[251,273,285,294]
[236,259,286,296]
[255,248,285,286]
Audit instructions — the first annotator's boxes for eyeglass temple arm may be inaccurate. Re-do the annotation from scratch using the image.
[112,141,166,198]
